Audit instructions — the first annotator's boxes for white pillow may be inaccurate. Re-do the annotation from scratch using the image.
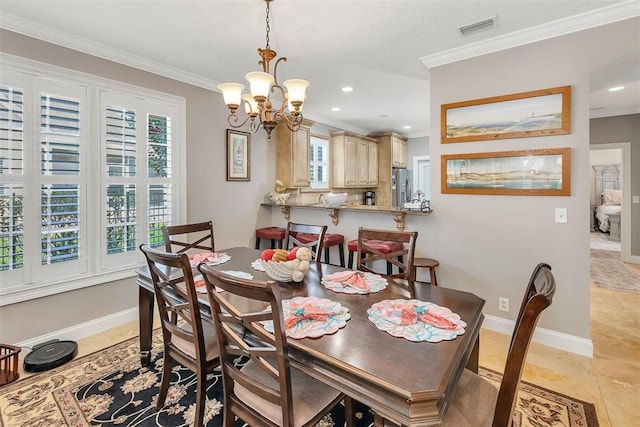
[602,189,621,206]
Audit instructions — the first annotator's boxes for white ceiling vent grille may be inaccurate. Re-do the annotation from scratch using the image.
[458,16,498,36]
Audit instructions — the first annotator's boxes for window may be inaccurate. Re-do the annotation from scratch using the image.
[0,56,185,305]
[413,156,431,201]
[309,135,329,189]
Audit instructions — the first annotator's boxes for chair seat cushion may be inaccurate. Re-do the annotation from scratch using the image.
[297,233,344,247]
[347,239,403,253]
[235,359,342,426]
[256,227,286,240]
[440,369,499,427]
[171,320,219,361]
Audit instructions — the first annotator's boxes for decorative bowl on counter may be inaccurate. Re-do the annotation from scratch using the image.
[319,192,348,207]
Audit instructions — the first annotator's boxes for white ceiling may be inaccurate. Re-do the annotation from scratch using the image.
[1,0,638,138]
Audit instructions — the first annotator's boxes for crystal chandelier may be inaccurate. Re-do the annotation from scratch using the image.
[217,0,309,139]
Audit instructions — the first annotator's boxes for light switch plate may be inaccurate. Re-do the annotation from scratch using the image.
[555,208,568,223]
[633,196,640,204]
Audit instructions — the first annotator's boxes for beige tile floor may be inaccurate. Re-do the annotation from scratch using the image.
[14,263,640,427]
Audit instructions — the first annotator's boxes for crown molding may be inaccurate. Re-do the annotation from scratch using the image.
[590,106,640,119]
[0,13,221,92]
[420,0,640,70]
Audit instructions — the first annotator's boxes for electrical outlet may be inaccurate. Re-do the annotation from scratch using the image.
[498,297,509,312]
[555,208,567,223]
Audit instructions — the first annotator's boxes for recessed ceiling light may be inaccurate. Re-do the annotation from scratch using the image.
[608,86,624,92]
[403,125,411,129]
[331,107,341,112]
[341,86,353,92]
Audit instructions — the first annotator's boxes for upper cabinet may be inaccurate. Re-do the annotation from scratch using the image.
[331,131,378,188]
[391,135,408,168]
[276,118,314,188]
[371,132,408,206]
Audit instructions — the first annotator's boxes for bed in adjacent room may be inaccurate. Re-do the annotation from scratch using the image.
[595,189,621,233]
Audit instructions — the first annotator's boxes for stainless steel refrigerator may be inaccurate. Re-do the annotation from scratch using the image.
[391,167,412,207]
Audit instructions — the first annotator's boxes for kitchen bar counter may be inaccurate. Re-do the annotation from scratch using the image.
[260,202,432,230]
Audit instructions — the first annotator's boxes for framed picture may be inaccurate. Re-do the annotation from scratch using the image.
[441,86,571,143]
[441,148,571,196]
[226,129,251,181]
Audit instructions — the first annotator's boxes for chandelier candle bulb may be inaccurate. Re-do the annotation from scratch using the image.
[218,82,244,110]
[245,71,274,101]
[284,79,310,105]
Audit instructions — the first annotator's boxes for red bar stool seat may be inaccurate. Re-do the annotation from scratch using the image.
[255,227,286,250]
[347,239,404,275]
[412,257,439,286]
[296,233,345,267]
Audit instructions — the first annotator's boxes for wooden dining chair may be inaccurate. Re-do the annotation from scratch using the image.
[435,263,556,427]
[197,264,354,427]
[283,222,328,262]
[139,244,219,427]
[355,227,418,281]
[163,220,215,254]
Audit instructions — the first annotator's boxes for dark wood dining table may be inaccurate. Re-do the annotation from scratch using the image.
[135,246,485,426]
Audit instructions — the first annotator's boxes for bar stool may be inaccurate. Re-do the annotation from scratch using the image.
[254,226,286,250]
[296,233,345,267]
[347,238,403,275]
[413,257,439,286]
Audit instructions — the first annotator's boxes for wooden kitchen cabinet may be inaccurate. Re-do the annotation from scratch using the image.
[391,135,408,168]
[276,118,314,188]
[331,131,378,188]
[371,132,408,206]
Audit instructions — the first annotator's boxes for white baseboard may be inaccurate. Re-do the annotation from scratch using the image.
[16,307,139,350]
[483,314,594,358]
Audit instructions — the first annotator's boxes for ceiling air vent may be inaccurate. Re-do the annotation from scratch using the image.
[458,16,498,36]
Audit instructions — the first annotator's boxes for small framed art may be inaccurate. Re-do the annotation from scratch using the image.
[226,129,251,181]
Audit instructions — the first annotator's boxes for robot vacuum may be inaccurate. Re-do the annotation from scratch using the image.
[23,339,78,372]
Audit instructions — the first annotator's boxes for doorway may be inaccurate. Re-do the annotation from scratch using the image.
[589,142,634,264]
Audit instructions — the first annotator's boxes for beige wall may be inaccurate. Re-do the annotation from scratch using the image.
[429,31,596,340]
[590,114,640,255]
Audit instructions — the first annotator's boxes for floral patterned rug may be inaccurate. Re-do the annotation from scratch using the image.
[0,332,598,427]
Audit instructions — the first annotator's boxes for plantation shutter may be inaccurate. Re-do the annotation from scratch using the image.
[0,83,24,272]
[100,91,177,270]
[40,93,81,265]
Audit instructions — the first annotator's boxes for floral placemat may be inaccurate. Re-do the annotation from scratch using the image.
[188,252,231,267]
[321,270,388,294]
[262,296,350,339]
[367,299,466,342]
[193,270,253,294]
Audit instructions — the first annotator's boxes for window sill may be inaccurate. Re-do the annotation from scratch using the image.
[0,266,142,306]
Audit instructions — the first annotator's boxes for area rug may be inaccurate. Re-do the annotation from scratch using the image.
[590,257,640,293]
[0,333,599,427]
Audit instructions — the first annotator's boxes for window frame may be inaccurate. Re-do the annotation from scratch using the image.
[0,53,187,306]
[309,134,330,190]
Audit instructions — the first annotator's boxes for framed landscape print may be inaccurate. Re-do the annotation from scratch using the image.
[441,148,571,196]
[441,86,571,143]
[226,129,251,181]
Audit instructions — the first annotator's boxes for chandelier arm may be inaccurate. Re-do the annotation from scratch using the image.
[273,110,303,132]
[271,57,287,85]
[226,113,254,129]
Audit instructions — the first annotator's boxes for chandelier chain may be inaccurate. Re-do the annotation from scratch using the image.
[264,0,271,50]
